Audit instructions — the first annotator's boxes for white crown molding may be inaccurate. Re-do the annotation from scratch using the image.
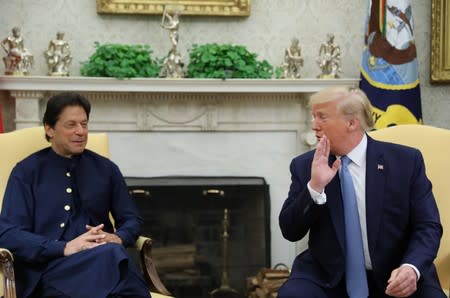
[0,76,359,93]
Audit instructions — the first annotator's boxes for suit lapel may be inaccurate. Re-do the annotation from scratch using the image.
[365,137,386,256]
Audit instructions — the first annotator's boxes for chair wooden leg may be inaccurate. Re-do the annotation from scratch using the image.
[0,249,16,298]
[140,239,172,296]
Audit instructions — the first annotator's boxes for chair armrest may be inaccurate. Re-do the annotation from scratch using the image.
[0,248,16,298]
[135,236,172,296]
[443,287,449,297]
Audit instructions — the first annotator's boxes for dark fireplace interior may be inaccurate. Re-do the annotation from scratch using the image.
[126,176,271,298]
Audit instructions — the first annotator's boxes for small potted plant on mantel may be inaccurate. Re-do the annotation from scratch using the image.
[80,42,160,79]
[186,43,274,79]
[80,42,274,79]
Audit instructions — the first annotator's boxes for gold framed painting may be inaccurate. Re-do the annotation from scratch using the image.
[96,0,251,16]
[431,0,450,83]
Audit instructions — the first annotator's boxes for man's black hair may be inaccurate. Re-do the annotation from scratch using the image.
[43,92,91,141]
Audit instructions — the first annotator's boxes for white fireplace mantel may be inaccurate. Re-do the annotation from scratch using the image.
[0,75,359,93]
[0,76,360,131]
[0,75,360,267]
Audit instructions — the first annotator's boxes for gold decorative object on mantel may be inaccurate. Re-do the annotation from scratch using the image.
[280,38,304,79]
[44,31,72,76]
[316,33,341,79]
[159,6,184,78]
[96,0,250,16]
[431,0,450,83]
[1,27,34,76]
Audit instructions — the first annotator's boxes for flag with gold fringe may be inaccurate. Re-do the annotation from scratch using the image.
[359,0,422,129]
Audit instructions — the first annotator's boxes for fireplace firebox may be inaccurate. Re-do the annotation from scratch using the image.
[126,176,271,298]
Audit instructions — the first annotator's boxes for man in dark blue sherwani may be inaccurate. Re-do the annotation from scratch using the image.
[0,92,151,298]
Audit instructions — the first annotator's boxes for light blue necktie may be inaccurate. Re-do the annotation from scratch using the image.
[340,156,369,298]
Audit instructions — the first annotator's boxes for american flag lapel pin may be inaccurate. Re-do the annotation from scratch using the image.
[377,164,384,171]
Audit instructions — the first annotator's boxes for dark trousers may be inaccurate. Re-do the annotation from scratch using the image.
[32,243,151,298]
[277,271,447,298]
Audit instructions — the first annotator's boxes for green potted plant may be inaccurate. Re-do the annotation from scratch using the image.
[186,43,273,79]
[80,42,160,79]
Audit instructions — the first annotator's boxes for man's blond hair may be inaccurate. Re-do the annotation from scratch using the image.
[309,86,374,131]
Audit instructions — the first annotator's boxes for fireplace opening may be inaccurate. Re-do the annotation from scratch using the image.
[126,176,271,298]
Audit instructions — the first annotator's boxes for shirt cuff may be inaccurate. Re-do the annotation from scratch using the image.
[307,181,327,205]
[401,263,420,281]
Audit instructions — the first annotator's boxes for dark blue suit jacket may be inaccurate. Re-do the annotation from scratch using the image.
[279,135,443,291]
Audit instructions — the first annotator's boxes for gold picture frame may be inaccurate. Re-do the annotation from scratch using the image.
[431,0,450,83]
[96,0,250,16]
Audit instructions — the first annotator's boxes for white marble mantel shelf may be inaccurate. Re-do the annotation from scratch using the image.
[0,75,359,93]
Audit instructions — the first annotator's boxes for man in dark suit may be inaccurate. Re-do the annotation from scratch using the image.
[278,86,446,297]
